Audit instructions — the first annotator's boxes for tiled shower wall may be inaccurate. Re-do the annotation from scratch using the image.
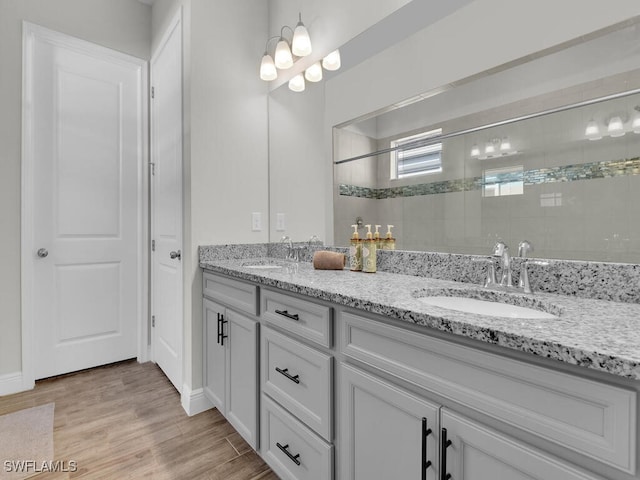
[335,72,640,263]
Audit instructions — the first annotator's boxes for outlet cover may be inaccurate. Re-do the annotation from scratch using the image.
[276,213,286,231]
[252,212,262,231]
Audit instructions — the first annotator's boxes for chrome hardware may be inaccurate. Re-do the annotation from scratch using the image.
[37,248,48,258]
[169,250,181,260]
[493,241,513,287]
[520,259,549,294]
[518,239,533,258]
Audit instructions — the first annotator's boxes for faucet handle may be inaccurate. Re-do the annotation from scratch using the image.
[519,259,549,293]
[473,256,498,287]
[493,240,507,256]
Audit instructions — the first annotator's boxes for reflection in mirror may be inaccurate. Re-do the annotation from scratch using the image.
[333,22,640,263]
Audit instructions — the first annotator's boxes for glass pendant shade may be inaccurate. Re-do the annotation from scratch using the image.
[470,145,480,157]
[292,18,312,57]
[500,137,511,151]
[275,39,293,69]
[260,54,277,81]
[633,115,640,134]
[585,120,601,140]
[484,142,495,155]
[288,73,305,92]
[305,62,323,82]
[322,49,341,71]
[608,116,625,137]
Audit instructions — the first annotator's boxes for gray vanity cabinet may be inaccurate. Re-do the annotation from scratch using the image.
[340,363,440,480]
[202,273,259,449]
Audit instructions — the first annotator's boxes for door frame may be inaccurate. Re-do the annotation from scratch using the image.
[20,22,149,390]
[149,8,184,390]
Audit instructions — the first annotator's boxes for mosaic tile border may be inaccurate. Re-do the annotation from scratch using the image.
[339,156,640,199]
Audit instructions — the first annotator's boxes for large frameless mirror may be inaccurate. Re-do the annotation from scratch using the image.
[333,20,640,263]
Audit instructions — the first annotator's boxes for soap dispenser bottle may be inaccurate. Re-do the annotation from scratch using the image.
[374,225,382,249]
[362,224,377,273]
[349,224,363,271]
[383,224,396,250]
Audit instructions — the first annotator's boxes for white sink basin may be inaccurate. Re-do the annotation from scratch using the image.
[417,296,558,319]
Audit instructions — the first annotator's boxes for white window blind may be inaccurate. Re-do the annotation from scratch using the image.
[391,129,442,179]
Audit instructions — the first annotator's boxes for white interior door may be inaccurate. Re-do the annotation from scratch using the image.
[24,24,146,380]
[150,12,183,393]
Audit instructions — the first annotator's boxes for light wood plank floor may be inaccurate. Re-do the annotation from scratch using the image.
[0,360,278,480]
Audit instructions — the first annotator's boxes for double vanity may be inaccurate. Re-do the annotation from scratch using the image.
[199,244,640,480]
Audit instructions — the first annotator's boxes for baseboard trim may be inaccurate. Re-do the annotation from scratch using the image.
[0,372,34,396]
[181,384,213,416]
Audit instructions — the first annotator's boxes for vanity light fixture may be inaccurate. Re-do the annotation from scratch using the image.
[292,13,312,57]
[584,119,602,140]
[607,116,625,137]
[499,137,511,152]
[274,32,294,69]
[305,62,323,82]
[484,141,495,155]
[322,50,341,71]
[260,14,341,92]
[632,108,640,133]
[288,73,305,92]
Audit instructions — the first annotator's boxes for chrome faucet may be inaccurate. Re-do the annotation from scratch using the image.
[280,235,294,260]
[493,241,513,287]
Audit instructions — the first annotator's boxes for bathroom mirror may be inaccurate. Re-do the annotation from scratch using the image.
[332,20,640,263]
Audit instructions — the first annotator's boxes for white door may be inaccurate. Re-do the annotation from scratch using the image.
[24,24,146,379]
[150,12,183,393]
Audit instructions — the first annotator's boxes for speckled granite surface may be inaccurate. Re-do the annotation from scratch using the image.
[199,252,640,381]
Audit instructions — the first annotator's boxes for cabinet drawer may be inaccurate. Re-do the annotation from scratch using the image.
[262,326,333,440]
[262,289,332,348]
[261,394,333,480]
[203,272,257,316]
[340,310,637,474]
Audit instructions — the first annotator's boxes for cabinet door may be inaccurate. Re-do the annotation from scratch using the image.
[203,298,226,412]
[340,363,439,480]
[226,309,259,449]
[441,409,604,480]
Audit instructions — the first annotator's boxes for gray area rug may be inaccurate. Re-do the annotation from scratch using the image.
[0,403,54,480]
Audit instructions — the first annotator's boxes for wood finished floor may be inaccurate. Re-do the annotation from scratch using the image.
[0,360,278,480]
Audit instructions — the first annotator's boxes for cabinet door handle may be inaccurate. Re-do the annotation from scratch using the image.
[275,367,300,384]
[276,442,301,466]
[217,314,228,346]
[275,309,300,321]
[216,313,221,345]
[421,417,432,480]
[440,427,452,480]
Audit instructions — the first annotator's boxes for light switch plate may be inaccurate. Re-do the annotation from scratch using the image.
[276,213,286,231]
[252,212,262,231]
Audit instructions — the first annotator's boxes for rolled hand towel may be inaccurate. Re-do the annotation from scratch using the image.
[313,251,346,270]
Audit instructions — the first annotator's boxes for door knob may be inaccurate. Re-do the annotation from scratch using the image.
[37,248,48,258]
[170,250,181,260]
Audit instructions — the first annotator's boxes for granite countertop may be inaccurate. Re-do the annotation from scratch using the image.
[200,257,640,381]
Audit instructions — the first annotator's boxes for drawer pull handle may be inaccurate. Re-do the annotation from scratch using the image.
[276,442,301,466]
[217,313,228,346]
[275,309,300,321]
[421,417,432,480]
[275,367,300,384]
[440,427,452,480]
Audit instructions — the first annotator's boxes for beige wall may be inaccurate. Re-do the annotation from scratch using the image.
[0,0,151,377]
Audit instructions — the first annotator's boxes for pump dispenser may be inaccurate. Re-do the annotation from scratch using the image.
[374,225,382,249]
[362,224,377,273]
[349,224,363,271]
[383,224,396,250]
